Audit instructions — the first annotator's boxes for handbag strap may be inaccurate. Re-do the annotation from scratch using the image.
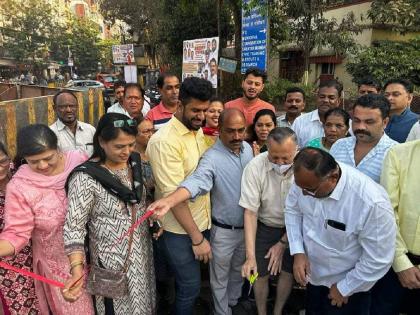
[122,204,137,273]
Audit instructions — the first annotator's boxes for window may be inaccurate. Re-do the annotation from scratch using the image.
[321,63,335,74]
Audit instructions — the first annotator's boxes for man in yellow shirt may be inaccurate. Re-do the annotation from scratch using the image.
[378,140,420,315]
[147,77,213,315]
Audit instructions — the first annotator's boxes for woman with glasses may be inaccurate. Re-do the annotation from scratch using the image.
[135,116,157,204]
[62,113,156,314]
[307,108,350,152]
[0,126,94,315]
[135,117,170,312]
[0,142,41,314]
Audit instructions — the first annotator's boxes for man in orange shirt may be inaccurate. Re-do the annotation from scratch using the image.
[225,67,275,126]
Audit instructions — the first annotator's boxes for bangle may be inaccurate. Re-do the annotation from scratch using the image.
[192,235,205,247]
[70,261,84,273]
[279,238,288,245]
[70,260,84,268]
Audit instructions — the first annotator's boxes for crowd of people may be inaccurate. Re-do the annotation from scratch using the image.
[0,66,419,315]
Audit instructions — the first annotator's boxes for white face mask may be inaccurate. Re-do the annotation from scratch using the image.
[271,162,293,175]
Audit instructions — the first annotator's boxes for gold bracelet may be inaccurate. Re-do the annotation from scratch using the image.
[70,261,84,273]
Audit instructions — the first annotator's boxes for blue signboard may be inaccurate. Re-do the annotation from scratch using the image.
[241,0,268,73]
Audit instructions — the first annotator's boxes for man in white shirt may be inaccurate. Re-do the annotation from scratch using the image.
[209,58,218,88]
[49,90,96,156]
[285,147,396,314]
[108,82,147,119]
[276,87,306,128]
[292,80,343,147]
[107,80,129,116]
[241,127,297,315]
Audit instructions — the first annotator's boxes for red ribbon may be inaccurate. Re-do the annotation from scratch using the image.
[0,261,65,288]
[0,209,155,289]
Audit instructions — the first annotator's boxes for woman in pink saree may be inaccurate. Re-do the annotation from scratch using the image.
[0,124,94,315]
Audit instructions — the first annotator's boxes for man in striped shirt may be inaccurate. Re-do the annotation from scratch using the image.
[330,94,397,183]
[146,73,180,129]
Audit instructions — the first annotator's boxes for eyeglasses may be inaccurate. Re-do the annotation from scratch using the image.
[301,175,330,197]
[0,157,11,167]
[113,119,137,128]
[140,128,156,135]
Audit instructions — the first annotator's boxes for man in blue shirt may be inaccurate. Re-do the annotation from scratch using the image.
[149,108,253,315]
[330,94,397,183]
[384,78,418,143]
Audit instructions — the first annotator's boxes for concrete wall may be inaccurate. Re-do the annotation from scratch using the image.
[0,88,104,157]
[0,84,18,102]
[0,83,67,102]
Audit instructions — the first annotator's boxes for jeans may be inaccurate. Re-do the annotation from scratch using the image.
[161,230,209,315]
[306,283,371,315]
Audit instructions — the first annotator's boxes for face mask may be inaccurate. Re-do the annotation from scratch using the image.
[271,162,293,175]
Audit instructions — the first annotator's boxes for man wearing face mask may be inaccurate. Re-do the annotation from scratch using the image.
[241,127,297,315]
[285,148,396,314]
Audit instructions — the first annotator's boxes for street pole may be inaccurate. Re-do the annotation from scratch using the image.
[217,0,222,97]
[68,45,73,79]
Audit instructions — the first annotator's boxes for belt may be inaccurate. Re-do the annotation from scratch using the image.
[212,218,243,230]
[407,252,420,266]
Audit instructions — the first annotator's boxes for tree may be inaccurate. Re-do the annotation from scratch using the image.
[368,0,420,34]
[248,0,362,83]
[98,0,235,72]
[50,13,103,75]
[346,38,420,86]
[98,0,163,68]
[0,0,57,65]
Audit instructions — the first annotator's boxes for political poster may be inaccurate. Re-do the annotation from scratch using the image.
[182,37,219,88]
[112,44,135,64]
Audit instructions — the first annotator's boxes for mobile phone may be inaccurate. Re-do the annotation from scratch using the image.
[326,219,346,231]
[149,220,162,234]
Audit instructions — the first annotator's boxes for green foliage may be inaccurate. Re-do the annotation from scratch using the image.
[346,38,420,86]
[1,0,112,75]
[266,0,362,73]
[98,0,237,70]
[262,77,317,110]
[48,13,103,75]
[0,0,57,63]
[368,0,420,33]
[98,38,120,70]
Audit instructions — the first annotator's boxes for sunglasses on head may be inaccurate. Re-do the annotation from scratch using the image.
[113,119,137,128]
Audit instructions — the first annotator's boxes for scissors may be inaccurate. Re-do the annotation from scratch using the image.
[248,271,259,296]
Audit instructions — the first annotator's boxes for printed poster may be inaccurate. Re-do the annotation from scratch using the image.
[182,37,219,88]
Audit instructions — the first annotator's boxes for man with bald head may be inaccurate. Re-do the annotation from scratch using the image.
[241,127,298,315]
[149,108,253,314]
[285,148,396,314]
[50,89,96,156]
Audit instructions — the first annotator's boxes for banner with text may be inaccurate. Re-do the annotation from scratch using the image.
[112,44,135,64]
[182,37,219,88]
[241,0,268,73]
